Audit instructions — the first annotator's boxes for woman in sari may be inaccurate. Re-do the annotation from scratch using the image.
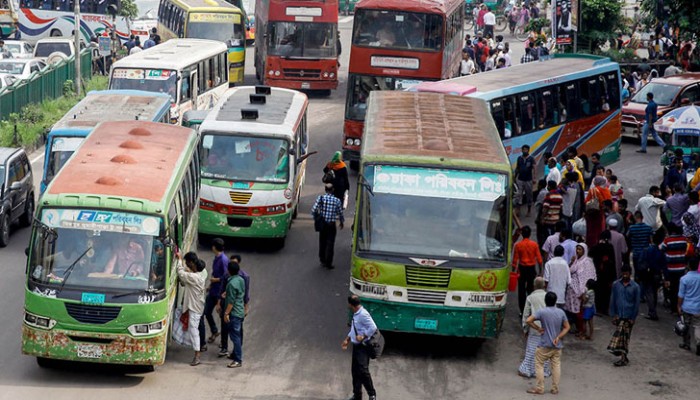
[584,176,612,249]
[565,243,597,336]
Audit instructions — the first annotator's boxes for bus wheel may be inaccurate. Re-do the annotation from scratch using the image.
[50,29,62,37]
[271,237,286,250]
[36,357,53,368]
[350,160,359,171]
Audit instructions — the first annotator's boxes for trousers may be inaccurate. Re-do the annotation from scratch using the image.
[682,312,700,347]
[535,347,561,393]
[518,266,537,313]
[227,315,244,363]
[352,343,376,399]
[188,311,203,352]
[640,122,665,151]
[319,222,337,267]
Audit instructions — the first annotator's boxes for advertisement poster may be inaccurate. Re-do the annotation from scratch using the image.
[553,0,578,45]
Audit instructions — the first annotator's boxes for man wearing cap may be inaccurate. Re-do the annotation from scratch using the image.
[311,184,344,269]
[678,261,700,355]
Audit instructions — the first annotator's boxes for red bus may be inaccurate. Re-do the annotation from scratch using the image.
[342,0,464,168]
[255,0,339,91]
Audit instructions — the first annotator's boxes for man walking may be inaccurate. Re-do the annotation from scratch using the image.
[678,261,700,355]
[483,6,496,38]
[513,226,543,313]
[608,265,641,366]
[635,186,666,232]
[342,295,378,400]
[223,261,246,368]
[519,277,551,378]
[515,145,536,217]
[525,292,570,395]
[218,254,250,358]
[204,238,228,346]
[544,246,571,308]
[311,184,344,269]
[177,252,207,366]
[637,92,665,153]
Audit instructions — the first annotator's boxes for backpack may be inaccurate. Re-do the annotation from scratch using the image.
[322,169,335,184]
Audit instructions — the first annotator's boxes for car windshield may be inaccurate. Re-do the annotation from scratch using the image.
[35,42,71,58]
[675,134,700,148]
[187,13,245,43]
[29,209,166,294]
[110,68,178,102]
[346,75,426,120]
[632,82,680,106]
[200,134,289,183]
[0,61,26,74]
[353,9,443,51]
[45,136,84,184]
[357,165,508,262]
[5,43,21,54]
[268,22,337,58]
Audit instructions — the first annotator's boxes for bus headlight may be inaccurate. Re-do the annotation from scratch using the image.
[265,204,286,215]
[330,73,335,78]
[274,70,281,76]
[323,72,329,78]
[268,70,275,76]
[345,138,354,145]
[24,311,56,330]
[128,319,166,336]
[353,138,362,146]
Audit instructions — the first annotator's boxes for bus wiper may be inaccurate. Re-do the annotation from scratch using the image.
[58,246,92,292]
[33,218,58,241]
[358,174,374,196]
[112,287,162,299]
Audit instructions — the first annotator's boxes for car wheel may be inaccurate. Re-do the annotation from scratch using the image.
[0,214,10,248]
[50,29,62,37]
[20,195,34,227]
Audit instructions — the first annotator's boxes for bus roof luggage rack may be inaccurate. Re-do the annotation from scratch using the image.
[255,85,272,95]
[241,109,259,120]
[250,94,267,104]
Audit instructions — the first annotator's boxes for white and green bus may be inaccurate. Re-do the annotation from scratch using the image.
[23,121,200,367]
[198,85,310,245]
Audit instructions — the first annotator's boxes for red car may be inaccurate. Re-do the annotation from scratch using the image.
[621,73,700,139]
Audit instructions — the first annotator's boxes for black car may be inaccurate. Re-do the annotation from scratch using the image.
[0,147,35,247]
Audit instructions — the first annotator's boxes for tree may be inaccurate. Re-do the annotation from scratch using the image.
[578,0,626,53]
[119,0,139,19]
[640,0,700,40]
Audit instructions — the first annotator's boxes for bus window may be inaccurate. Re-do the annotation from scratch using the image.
[181,69,192,102]
[491,99,505,138]
[606,73,621,110]
[580,78,600,116]
[352,9,444,51]
[492,97,518,138]
[538,88,555,128]
[517,93,536,134]
[560,83,578,121]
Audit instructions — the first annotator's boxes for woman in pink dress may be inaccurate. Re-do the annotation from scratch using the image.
[565,243,597,336]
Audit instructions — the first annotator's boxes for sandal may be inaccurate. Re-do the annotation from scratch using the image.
[613,358,629,367]
[207,332,220,344]
[190,357,201,366]
[526,388,544,395]
[227,361,242,368]
[551,389,559,395]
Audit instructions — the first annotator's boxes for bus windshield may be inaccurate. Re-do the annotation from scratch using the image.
[45,136,84,185]
[632,82,680,106]
[357,165,507,262]
[110,68,178,103]
[353,9,443,51]
[201,133,290,183]
[29,210,166,294]
[188,13,245,43]
[346,75,426,120]
[268,22,338,58]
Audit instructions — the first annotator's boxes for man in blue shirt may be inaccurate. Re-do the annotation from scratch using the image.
[204,238,228,348]
[607,265,641,366]
[342,295,378,400]
[678,262,700,355]
[311,183,344,269]
[525,292,570,395]
[637,92,665,153]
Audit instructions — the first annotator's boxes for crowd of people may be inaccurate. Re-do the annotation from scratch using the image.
[512,144,700,393]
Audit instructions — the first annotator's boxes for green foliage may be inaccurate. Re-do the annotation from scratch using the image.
[525,18,551,36]
[640,0,700,40]
[119,0,139,19]
[579,0,625,52]
[63,80,75,96]
[0,76,108,147]
[599,48,638,62]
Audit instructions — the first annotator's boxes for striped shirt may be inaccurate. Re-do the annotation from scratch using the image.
[628,223,653,256]
[661,235,689,273]
[542,190,563,225]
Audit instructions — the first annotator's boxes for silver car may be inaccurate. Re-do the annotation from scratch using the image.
[1,40,34,59]
[0,58,47,80]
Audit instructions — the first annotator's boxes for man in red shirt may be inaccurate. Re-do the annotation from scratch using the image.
[513,225,544,314]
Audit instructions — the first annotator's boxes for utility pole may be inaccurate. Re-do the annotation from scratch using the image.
[74,0,81,95]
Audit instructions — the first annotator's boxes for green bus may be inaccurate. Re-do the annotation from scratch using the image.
[351,91,512,338]
[22,120,200,367]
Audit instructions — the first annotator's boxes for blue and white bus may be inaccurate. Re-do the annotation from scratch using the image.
[41,90,171,194]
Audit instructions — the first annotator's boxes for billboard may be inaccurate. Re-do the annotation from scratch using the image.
[553,0,578,45]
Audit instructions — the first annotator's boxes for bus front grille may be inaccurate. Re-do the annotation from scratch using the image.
[65,303,121,324]
[406,289,446,304]
[283,69,321,78]
[229,191,253,204]
[405,265,451,288]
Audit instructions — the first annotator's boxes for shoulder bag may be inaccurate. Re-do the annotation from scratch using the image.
[352,318,385,359]
[585,187,600,212]
[313,196,325,232]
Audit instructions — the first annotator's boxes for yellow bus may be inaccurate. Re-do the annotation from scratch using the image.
[157,0,246,85]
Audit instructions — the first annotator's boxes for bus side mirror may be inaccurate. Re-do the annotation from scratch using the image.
[288,148,297,156]
[681,98,691,105]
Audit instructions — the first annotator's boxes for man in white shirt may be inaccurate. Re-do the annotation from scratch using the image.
[544,245,571,307]
[546,157,561,185]
[460,52,475,76]
[483,7,496,38]
[503,43,512,67]
[542,221,566,261]
[635,186,666,231]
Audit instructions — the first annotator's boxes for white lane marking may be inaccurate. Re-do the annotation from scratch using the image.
[339,16,353,24]
[31,153,44,165]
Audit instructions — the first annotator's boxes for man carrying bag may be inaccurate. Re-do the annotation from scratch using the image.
[311,184,344,269]
[342,295,381,400]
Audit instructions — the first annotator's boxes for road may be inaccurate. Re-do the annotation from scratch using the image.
[0,20,697,400]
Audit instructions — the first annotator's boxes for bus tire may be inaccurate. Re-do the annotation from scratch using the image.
[36,357,53,368]
[271,237,286,250]
[350,160,359,171]
[50,29,62,37]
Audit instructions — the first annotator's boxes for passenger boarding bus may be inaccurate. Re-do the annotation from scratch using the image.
[254,0,339,91]
[41,90,171,194]
[108,39,229,124]
[23,121,200,367]
[351,91,512,338]
[415,54,623,167]
[5,0,132,42]
[342,0,464,168]
[157,0,246,85]
[198,85,309,245]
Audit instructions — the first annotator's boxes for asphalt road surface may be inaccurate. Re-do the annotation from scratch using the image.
[0,21,697,400]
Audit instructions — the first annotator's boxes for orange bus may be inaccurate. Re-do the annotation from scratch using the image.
[342,0,464,168]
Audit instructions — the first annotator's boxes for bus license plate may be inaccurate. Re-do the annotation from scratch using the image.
[414,318,438,331]
[301,82,310,89]
[76,344,103,359]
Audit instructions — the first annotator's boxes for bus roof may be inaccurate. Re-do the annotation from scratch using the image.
[362,91,508,166]
[200,86,308,137]
[51,90,171,132]
[169,0,242,11]
[46,121,197,204]
[355,0,463,14]
[417,55,618,96]
[111,39,227,71]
